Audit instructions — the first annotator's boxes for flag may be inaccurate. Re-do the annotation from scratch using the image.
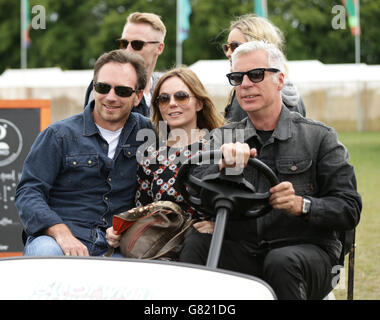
[254,0,267,18]
[22,0,32,48]
[342,0,360,35]
[179,0,192,43]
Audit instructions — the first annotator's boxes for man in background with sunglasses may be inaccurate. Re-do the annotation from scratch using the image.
[16,50,153,257]
[179,41,361,299]
[84,12,166,117]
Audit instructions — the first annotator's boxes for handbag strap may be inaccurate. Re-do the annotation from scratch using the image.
[149,219,194,260]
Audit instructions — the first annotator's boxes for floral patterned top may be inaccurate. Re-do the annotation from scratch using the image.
[135,138,208,218]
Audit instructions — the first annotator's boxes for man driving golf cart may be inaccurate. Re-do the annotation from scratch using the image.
[177,41,362,300]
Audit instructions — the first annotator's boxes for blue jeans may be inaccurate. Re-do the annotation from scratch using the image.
[23,228,124,258]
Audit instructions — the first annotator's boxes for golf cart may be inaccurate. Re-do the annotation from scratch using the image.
[0,151,354,300]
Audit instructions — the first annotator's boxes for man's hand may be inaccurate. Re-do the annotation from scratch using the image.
[219,142,257,171]
[106,226,122,248]
[44,223,89,256]
[269,182,303,216]
[218,143,303,216]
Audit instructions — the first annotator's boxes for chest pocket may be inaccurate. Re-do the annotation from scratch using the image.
[123,146,138,159]
[275,158,314,195]
[64,154,102,188]
[114,146,139,178]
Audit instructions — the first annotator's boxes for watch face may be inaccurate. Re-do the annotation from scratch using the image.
[303,199,311,214]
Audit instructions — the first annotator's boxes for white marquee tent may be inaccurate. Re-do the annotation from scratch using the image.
[1,59,380,94]
[0,60,379,130]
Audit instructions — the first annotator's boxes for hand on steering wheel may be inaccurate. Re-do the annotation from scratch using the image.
[175,147,280,219]
[218,142,257,171]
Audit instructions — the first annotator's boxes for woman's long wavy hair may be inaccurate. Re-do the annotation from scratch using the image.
[151,67,225,135]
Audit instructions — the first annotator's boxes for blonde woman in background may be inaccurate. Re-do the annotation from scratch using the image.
[223,14,306,122]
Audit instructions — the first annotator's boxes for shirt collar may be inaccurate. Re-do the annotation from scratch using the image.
[83,100,137,139]
[83,101,98,136]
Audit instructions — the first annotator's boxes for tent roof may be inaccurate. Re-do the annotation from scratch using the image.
[1,60,380,92]
[0,68,93,88]
[190,59,380,84]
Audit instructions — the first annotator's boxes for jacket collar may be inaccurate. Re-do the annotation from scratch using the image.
[241,104,293,142]
[83,101,98,136]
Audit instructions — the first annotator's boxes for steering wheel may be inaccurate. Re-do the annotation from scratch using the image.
[175,150,279,219]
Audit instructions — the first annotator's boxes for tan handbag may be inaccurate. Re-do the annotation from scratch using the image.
[109,201,194,260]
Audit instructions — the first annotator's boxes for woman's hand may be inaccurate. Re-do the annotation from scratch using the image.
[193,220,215,234]
[106,227,122,248]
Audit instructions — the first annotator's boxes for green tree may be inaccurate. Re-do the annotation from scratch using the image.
[27,0,110,70]
[0,1,22,73]
[269,0,380,64]
[182,0,254,65]
[0,0,379,75]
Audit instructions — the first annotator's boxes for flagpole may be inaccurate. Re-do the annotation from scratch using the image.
[355,0,362,131]
[254,0,268,17]
[176,0,182,67]
[355,0,360,65]
[21,0,27,69]
[263,0,268,17]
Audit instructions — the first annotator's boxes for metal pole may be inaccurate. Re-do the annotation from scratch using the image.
[254,0,268,17]
[21,0,27,69]
[356,0,362,131]
[263,0,268,17]
[176,0,182,67]
[347,229,356,300]
[206,207,229,269]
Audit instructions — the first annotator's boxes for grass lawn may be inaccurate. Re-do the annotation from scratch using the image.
[333,131,380,300]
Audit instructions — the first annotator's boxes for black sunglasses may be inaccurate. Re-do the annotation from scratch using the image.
[93,82,139,98]
[116,39,160,51]
[226,68,280,86]
[156,91,194,108]
[222,41,242,54]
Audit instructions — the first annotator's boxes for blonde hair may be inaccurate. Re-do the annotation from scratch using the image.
[232,41,286,84]
[228,14,289,77]
[230,14,284,52]
[127,12,166,41]
[151,68,225,133]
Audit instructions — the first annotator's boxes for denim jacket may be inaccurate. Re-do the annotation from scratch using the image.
[15,102,153,244]
[195,106,362,262]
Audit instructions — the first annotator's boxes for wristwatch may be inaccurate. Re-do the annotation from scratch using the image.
[302,197,311,217]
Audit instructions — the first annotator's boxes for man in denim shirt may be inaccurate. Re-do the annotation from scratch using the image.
[179,41,362,299]
[16,50,153,257]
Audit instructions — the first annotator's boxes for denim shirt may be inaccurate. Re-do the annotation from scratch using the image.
[15,102,153,244]
[193,106,362,262]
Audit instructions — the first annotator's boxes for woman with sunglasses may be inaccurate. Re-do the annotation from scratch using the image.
[222,14,306,122]
[106,67,225,249]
